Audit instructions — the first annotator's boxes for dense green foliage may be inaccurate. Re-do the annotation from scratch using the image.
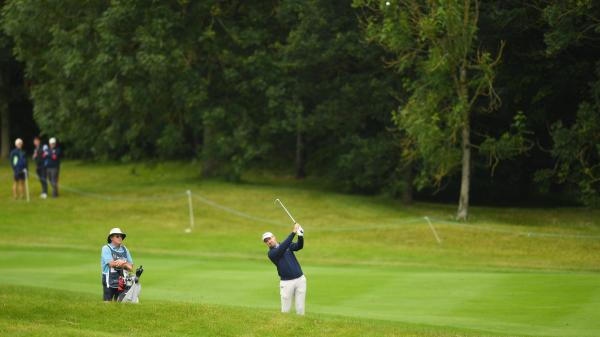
[1,0,600,207]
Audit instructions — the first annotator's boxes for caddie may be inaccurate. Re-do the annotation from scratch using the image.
[262,223,306,315]
[101,227,134,301]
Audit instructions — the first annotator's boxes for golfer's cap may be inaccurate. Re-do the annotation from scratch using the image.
[49,137,56,144]
[107,227,126,243]
[262,232,274,241]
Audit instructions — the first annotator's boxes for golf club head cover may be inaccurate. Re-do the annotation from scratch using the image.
[136,265,144,278]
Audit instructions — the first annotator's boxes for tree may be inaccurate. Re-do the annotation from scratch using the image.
[0,104,7,159]
[0,14,29,159]
[0,15,10,159]
[535,0,600,206]
[354,0,533,219]
[266,0,400,188]
[2,0,277,180]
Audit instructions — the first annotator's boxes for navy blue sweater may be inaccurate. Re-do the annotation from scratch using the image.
[268,232,304,280]
[9,149,27,173]
[45,147,61,168]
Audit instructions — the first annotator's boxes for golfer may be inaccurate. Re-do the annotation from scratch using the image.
[263,223,306,315]
[101,228,134,301]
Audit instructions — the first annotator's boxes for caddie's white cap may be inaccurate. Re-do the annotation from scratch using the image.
[261,232,274,241]
[49,137,57,144]
[107,227,126,243]
[15,138,23,146]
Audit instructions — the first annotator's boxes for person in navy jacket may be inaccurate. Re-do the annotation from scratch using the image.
[263,223,306,315]
[9,138,28,200]
[45,137,61,197]
[32,136,48,199]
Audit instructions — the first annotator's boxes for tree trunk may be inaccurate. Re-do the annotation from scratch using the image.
[295,111,306,179]
[456,122,471,220]
[0,104,8,160]
[456,66,470,221]
[202,122,217,177]
[295,126,306,179]
[402,163,413,204]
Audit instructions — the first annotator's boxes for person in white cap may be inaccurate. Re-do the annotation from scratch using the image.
[45,137,60,197]
[262,223,306,315]
[101,227,134,301]
[9,138,28,200]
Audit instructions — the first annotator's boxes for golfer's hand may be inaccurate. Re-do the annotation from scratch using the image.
[293,223,300,233]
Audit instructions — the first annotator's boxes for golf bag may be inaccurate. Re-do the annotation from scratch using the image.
[118,265,144,303]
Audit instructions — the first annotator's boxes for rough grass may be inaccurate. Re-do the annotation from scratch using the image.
[2,285,508,337]
[0,161,599,337]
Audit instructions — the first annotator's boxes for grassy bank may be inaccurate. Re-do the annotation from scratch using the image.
[0,161,599,336]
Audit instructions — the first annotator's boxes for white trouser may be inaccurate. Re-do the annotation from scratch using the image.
[280,275,306,315]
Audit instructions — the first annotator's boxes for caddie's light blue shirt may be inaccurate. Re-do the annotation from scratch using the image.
[101,243,133,273]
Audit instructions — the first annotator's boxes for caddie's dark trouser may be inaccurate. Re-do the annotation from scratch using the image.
[102,275,123,301]
[36,166,47,194]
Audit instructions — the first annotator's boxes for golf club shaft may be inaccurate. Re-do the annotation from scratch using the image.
[275,199,297,224]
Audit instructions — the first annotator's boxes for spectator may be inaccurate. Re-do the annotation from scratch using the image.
[32,136,48,199]
[9,138,28,200]
[45,137,61,198]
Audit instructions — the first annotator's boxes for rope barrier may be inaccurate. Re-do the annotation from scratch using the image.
[427,217,600,240]
[192,194,287,227]
[27,178,600,241]
[59,183,186,201]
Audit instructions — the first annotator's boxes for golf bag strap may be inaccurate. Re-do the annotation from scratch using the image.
[106,244,129,260]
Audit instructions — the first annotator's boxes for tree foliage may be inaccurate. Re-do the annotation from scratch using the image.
[1,0,600,207]
[353,0,531,218]
[534,0,600,206]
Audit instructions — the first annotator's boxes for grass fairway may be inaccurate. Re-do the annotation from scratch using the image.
[1,161,599,336]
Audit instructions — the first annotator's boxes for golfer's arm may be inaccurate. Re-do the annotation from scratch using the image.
[269,233,295,259]
[290,236,304,251]
[296,236,303,250]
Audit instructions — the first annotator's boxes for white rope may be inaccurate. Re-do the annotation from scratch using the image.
[424,216,442,243]
[59,183,185,201]
[27,177,600,241]
[427,217,600,240]
[310,218,425,232]
[191,195,427,231]
[192,194,287,227]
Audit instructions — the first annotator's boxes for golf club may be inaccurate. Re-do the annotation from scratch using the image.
[275,198,297,223]
[275,198,303,235]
